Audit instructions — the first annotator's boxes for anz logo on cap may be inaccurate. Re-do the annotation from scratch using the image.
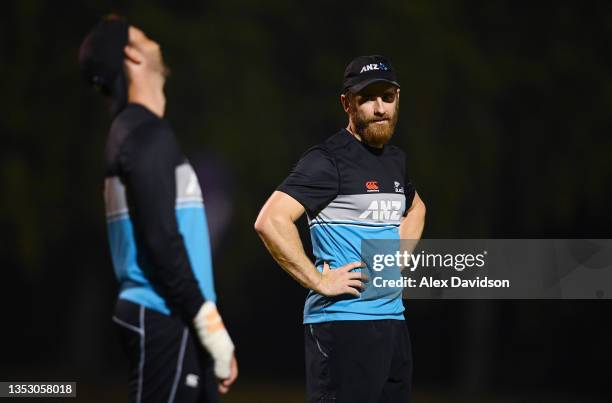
[359,62,389,74]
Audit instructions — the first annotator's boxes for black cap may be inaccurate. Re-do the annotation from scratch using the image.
[78,16,129,96]
[342,55,400,93]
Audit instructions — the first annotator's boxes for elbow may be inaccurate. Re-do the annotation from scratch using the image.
[417,200,426,218]
[416,202,426,224]
[254,211,275,237]
[254,211,290,239]
[410,192,426,218]
[254,214,268,236]
[409,198,426,223]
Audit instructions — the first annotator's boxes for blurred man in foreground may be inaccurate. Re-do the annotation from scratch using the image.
[79,15,237,402]
[255,55,425,403]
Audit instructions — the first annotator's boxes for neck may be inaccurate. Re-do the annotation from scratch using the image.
[346,123,384,149]
[346,123,362,142]
[127,78,166,117]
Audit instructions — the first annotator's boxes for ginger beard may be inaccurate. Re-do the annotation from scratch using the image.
[348,94,399,148]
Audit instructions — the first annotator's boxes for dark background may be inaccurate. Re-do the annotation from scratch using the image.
[1,0,611,402]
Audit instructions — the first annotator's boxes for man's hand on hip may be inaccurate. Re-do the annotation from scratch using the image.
[314,261,367,297]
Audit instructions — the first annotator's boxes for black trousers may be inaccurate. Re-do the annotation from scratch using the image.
[113,299,219,403]
[305,320,412,403]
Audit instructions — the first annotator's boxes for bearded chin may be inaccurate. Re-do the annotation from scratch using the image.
[361,122,394,147]
[355,112,398,148]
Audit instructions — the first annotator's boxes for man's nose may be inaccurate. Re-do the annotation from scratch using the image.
[373,98,386,116]
[374,97,385,116]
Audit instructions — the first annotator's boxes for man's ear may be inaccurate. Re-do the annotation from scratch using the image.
[124,45,143,66]
[340,93,350,113]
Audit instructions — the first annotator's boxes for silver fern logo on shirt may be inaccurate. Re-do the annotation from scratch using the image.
[359,200,402,220]
[394,181,404,193]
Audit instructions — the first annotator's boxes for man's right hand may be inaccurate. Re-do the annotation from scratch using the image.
[192,301,237,392]
[314,261,367,297]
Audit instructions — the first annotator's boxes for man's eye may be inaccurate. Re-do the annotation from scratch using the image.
[383,94,396,102]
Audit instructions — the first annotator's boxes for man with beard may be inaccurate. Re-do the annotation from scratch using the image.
[255,55,426,403]
[79,16,237,402]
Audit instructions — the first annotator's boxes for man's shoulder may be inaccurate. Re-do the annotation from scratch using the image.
[296,130,353,165]
[106,104,178,174]
[317,129,354,154]
[317,130,406,158]
[110,104,166,139]
[110,106,179,156]
[384,143,406,158]
[106,106,156,175]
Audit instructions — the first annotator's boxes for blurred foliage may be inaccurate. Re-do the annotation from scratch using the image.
[2,1,610,275]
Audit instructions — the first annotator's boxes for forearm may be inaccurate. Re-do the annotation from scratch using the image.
[399,210,425,239]
[140,230,205,319]
[255,216,321,291]
[128,176,206,321]
[399,196,426,254]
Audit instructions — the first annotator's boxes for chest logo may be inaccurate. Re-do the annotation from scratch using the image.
[394,181,404,193]
[365,181,379,192]
[359,200,402,220]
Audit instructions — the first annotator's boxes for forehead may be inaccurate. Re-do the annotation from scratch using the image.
[355,82,399,97]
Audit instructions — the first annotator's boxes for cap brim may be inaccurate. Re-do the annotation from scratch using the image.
[348,78,400,94]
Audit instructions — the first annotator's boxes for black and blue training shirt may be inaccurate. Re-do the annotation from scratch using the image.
[104,103,216,320]
[278,129,416,324]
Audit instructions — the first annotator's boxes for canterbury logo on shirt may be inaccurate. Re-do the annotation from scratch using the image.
[365,181,379,191]
[358,200,403,220]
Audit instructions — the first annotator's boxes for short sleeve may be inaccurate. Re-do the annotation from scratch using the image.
[403,176,416,216]
[277,146,339,217]
[402,150,416,216]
